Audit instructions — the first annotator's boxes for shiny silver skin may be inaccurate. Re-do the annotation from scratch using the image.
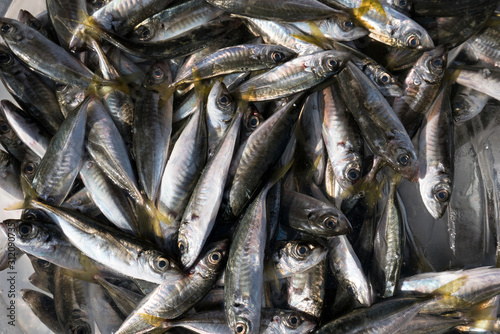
[116,240,228,334]
[178,110,242,268]
[224,183,271,334]
[418,85,454,220]
[287,257,326,319]
[451,86,489,124]
[130,0,223,44]
[206,81,237,158]
[327,236,372,307]
[338,62,419,181]
[372,179,404,298]
[206,0,340,22]
[174,44,296,86]
[0,17,95,86]
[320,81,364,190]
[392,45,448,138]
[281,190,352,237]
[91,0,173,35]
[232,50,350,101]
[0,45,63,134]
[315,297,429,333]
[244,18,322,56]
[158,102,207,225]
[133,60,173,203]
[32,97,88,206]
[26,199,183,285]
[272,241,327,279]
[456,68,500,102]
[291,15,368,42]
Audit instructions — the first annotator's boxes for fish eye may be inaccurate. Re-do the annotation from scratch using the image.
[346,168,360,182]
[346,284,355,295]
[434,188,449,202]
[218,94,231,107]
[407,35,420,48]
[271,51,284,62]
[152,68,163,80]
[208,251,222,265]
[72,325,90,334]
[324,217,337,229]
[397,153,410,166]
[247,115,261,128]
[294,244,310,258]
[153,256,170,272]
[0,53,12,64]
[18,222,35,238]
[452,100,465,112]
[431,58,443,69]
[1,24,12,34]
[23,162,36,174]
[0,121,10,134]
[178,240,186,253]
[28,20,41,30]
[342,20,354,30]
[235,321,248,334]
[327,58,339,70]
[378,72,390,83]
[397,0,408,7]
[285,314,301,329]
[138,26,151,40]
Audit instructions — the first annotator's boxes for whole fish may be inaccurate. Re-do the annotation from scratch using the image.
[320,80,364,189]
[174,44,296,87]
[418,85,454,219]
[232,50,350,101]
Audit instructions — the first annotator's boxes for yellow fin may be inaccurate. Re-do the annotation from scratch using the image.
[138,313,166,327]
[352,0,386,19]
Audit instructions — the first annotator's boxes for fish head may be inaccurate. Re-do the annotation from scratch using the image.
[415,45,447,84]
[142,250,180,283]
[451,94,473,123]
[0,17,27,44]
[260,45,297,67]
[370,66,403,97]
[334,152,364,190]
[21,155,40,183]
[419,173,453,220]
[144,60,172,88]
[313,50,350,78]
[387,142,419,182]
[196,239,228,278]
[329,15,369,41]
[0,219,43,243]
[130,22,157,43]
[393,19,434,50]
[65,310,92,334]
[267,310,316,334]
[280,241,327,270]
[208,81,235,118]
[308,207,352,237]
[0,44,15,69]
[343,277,372,307]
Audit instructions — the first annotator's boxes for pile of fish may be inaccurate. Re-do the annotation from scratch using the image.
[1,0,500,333]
